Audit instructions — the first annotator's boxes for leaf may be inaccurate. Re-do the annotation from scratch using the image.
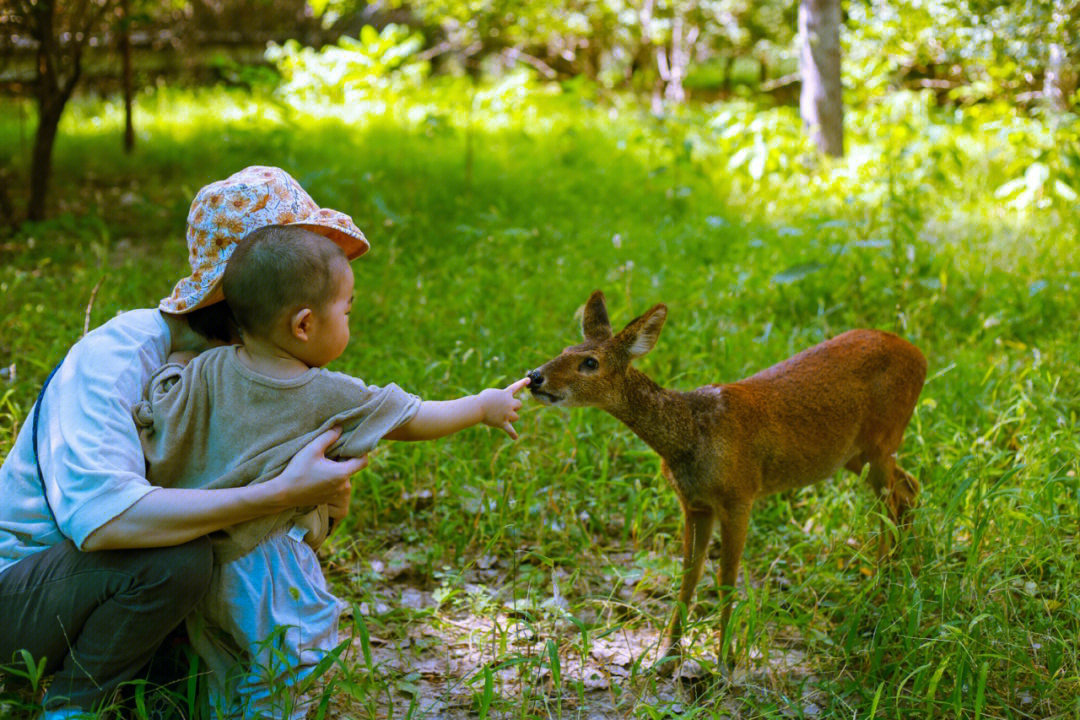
[546,639,562,688]
[354,613,373,670]
[371,193,402,224]
[817,219,849,230]
[1053,179,1077,201]
[748,150,766,180]
[772,262,825,284]
[1024,162,1050,190]
[727,146,751,170]
[994,177,1025,198]
[477,665,494,719]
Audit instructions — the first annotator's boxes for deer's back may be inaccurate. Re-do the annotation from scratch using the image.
[738,329,926,399]
[692,329,926,498]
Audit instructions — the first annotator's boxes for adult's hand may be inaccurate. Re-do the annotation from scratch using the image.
[83,428,367,551]
[327,485,353,522]
[270,427,368,509]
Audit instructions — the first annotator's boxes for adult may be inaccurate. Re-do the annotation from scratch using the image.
[0,167,370,718]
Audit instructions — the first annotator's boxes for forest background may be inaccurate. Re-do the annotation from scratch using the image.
[1,1,1079,718]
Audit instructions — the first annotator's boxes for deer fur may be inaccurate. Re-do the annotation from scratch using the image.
[527,290,927,667]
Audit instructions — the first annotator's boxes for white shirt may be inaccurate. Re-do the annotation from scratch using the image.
[0,309,169,576]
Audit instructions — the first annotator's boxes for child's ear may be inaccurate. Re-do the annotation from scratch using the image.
[291,308,314,342]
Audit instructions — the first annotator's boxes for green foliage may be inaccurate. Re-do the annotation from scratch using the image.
[302,0,1079,105]
[373,0,794,91]
[1,77,1079,718]
[266,25,430,108]
[845,0,1080,105]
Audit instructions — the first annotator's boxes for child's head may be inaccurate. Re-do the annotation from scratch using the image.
[159,166,368,342]
[224,225,355,368]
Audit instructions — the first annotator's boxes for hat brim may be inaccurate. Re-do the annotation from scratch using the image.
[290,222,369,260]
[159,280,226,315]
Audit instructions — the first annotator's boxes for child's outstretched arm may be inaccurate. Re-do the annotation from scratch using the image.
[384,377,530,441]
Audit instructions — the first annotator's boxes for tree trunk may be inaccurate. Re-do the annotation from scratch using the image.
[29,0,66,222]
[659,14,697,105]
[1044,43,1076,111]
[25,0,110,221]
[121,0,135,152]
[798,0,843,157]
[29,97,65,222]
[0,167,15,230]
[636,0,666,112]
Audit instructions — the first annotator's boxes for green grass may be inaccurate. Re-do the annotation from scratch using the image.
[1,82,1079,719]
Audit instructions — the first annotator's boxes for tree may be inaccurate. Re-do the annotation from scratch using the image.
[0,168,14,231]
[0,5,17,227]
[119,0,134,152]
[12,0,117,221]
[1044,42,1077,110]
[798,0,843,156]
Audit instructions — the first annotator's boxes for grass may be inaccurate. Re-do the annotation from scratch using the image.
[1,81,1079,718]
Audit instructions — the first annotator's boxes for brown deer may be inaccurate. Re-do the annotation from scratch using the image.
[526,290,926,667]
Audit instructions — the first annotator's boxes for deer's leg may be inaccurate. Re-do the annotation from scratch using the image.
[891,463,921,572]
[715,503,751,665]
[868,453,919,561]
[661,508,715,661]
[851,453,919,564]
[890,464,920,524]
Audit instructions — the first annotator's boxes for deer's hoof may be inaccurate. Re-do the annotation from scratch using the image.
[645,646,682,677]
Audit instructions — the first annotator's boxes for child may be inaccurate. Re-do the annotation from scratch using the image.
[135,224,527,719]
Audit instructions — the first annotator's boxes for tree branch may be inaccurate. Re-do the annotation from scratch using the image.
[503,47,556,79]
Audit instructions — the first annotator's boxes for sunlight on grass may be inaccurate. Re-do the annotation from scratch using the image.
[1,83,1078,718]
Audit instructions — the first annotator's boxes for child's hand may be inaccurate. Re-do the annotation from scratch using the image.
[478,377,530,439]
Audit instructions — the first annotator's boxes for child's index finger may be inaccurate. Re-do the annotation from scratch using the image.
[505,377,531,395]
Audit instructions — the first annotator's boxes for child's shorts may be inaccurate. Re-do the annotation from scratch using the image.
[186,523,348,720]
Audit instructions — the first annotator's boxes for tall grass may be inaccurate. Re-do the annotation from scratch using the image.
[1,82,1078,718]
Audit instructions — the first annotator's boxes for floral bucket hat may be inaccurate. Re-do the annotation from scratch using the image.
[160,165,369,314]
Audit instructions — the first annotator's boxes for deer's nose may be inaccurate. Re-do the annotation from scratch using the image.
[527,370,544,388]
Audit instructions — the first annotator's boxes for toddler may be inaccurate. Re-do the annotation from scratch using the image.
[135,224,527,719]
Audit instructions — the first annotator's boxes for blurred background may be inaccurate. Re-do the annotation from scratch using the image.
[2,0,1079,225]
[2,3,1079,719]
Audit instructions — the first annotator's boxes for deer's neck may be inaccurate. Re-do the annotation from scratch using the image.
[607,368,694,462]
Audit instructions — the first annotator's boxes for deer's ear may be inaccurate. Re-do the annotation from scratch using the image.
[619,304,667,358]
[582,290,613,341]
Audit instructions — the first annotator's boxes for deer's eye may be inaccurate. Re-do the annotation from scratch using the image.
[580,357,599,371]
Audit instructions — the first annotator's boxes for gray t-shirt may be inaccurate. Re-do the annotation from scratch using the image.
[135,345,421,562]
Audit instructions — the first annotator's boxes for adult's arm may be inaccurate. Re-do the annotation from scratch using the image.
[83,428,364,550]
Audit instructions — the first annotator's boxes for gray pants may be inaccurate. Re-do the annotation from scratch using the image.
[0,537,212,712]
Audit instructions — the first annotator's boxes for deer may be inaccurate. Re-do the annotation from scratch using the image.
[526,290,927,669]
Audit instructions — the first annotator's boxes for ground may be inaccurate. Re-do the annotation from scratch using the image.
[320,538,836,719]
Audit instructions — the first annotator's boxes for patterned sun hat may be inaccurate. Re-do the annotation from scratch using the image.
[160,166,369,314]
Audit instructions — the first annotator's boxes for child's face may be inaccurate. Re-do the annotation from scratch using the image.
[304,260,355,368]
